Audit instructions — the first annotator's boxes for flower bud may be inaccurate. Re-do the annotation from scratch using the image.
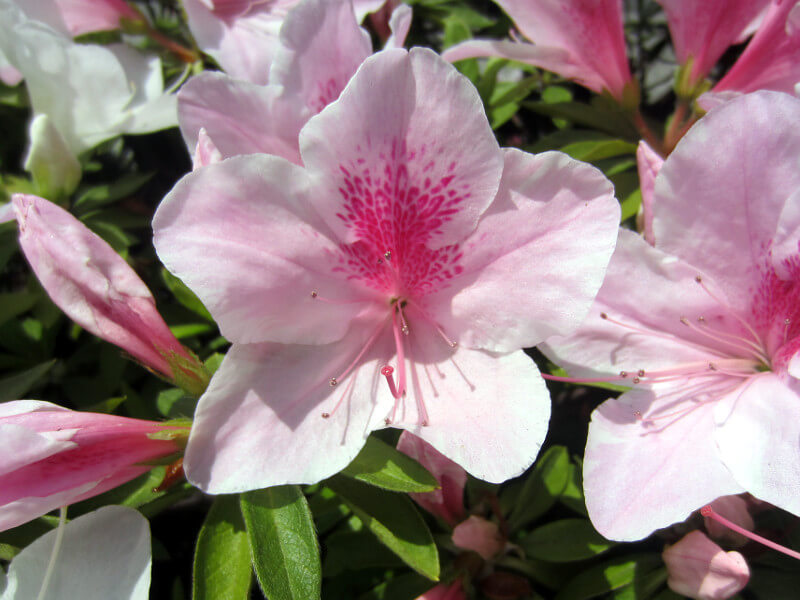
[452,515,506,560]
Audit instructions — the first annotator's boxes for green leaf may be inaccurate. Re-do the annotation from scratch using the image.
[162,269,214,322]
[522,519,616,562]
[0,359,56,401]
[559,461,588,516]
[72,172,153,212]
[560,139,637,163]
[193,495,252,600]
[357,573,434,600]
[0,291,39,329]
[339,435,439,493]
[170,323,214,339]
[524,101,639,139]
[508,445,570,530]
[620,188,643,222]
[554,555,663,600]
[326,476,439,581]
[240,485,321,600]
[322,530,404,577]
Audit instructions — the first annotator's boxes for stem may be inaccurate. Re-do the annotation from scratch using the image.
[631,109,664,156]
[36,506,68,600]
[145,26,200,63]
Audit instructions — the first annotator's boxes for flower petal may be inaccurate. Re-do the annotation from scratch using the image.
[183,328,392,492]
[0,506,150,600]
[654,91,800,312]
[300,47,504,250]
[269,0,372,114]
[584,388,745,541]
[177,71,304,164]
[153,154,376,346]
[635,140,663,246]
[385,3,412,49]
[429,149,619,352]
[714,373,800,518]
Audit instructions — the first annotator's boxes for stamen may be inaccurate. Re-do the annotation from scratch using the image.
[701,505,800,561]
[694,276,767,351]
[310,290,370,305]
[384,250,392,261]
[391,307,408,397]
[405,298,458,348]
[406,341,429,426]
[326,317,389,392]
[381,366,402,425]
[680,316,770,364]
[321,372,357,420]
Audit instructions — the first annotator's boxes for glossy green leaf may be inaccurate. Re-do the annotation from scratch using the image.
[508,445,571,529]
[0,291,38,329]
[561,139,637,163]
[554,555,663,600]
[193,495,252,600]
[559,461,588,516]
[522,519,616,562]
[327,476,439,581]
[322,530,403,577]
[162,268,214,322]
[72,172,153,212]
[339,436,439,493]
[240,485,321,600]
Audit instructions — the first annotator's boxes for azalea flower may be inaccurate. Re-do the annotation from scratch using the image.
[655,0,770,92]
[0,400,188,532]
[541,91,800,541]
[699,0,800,110]
[0,506,151,600]
[153,48,620,492]
[441,0,635,104]
[662,531,749,600]
[0,0,177,156]
[181,0,389,84]
[12,194,208,394]
[10,0,141,37]
[178,0,411,166]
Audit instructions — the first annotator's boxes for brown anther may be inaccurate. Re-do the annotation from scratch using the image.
[384,250,392,260]
[632,377,640,384]
[329,377,338,387]
[310,290,318,298]
[321,412,330,419]
[600,312,608,319]
[384,417,392,425]
[401,325,410,335]
[680,316,690,325]
[708,362,717,371]
[786,318,792,325]
[698,316,706,322]
[450,341,458,348]
[695,275,703,283]
[633,410,642,420]
[637,369,645,377]
[619,370,628,378]
[421,420,429,427]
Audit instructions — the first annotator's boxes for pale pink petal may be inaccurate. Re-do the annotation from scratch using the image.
[653,91,800,314]
[663,531,749,600]
[712,1,800,97]
[153,155,377,346]
[52,0,140,36]
[177,71,304,164]
[704,496,754,547]
[0,202,14,224]
[655,0,770,84]
[415,581,467,600]
[385,321,551,484]
[772,187,800,280]
[182,0,289,84]
[0,481,99,533]
[269,0,372,114]
[1,506,151,600]
[696,90,743,112]
[452,516,505,559]
[714,373,800,519]
[442,39,583,83]
[0,52,22,86]
[183,331,392,493]
[299,47,504,250]
[13,194,188,378]
[352,0,386,22]
[397,431,466,525]
[489,0,632,99]
[427,149,619,353]
[583,388,745,541]
[192,128,223,169]
[541,229,726,381]
[385,3,412,49]
[0,424,76,479]
[636,140,663,246]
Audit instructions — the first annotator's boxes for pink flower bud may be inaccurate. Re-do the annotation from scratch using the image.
[0,400,188,532]
[415,581,466,600]
[663,531,750,600]
[50,0,142,36]
[452,515,506,560]
[12,194,208,395]
[704,496,755,547]
[396,431,466,526]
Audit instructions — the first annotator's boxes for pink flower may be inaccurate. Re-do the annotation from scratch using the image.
[415,581,467,600]
[656,0,770,90]
[662,531,749,600]
[452,516,505,560]
[0,400,188,532]
[181,0,389,85]
[397,431,467,526]
[442,0,634,104]
[12,194,207,395]
[700,1,800,110]
[178,0,410,166]
[153,48,620,492]
[541,91,800,540]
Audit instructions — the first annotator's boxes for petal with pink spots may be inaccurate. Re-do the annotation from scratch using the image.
[299,47,504,250]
